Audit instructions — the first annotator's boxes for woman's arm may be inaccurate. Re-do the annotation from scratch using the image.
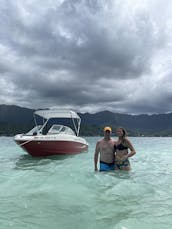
[126,138,136,158]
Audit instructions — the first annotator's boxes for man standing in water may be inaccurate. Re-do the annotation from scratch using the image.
[94,127,115,171]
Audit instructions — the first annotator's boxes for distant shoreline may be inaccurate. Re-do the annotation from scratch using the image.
[1,134,172,137]
[0,104,172,137]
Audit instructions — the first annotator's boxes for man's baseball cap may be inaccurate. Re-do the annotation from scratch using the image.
[103,126,112,132]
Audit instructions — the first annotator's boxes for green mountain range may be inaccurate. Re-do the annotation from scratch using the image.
[0,104,172,136]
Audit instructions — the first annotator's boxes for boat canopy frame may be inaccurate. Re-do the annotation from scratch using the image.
[33,109,81,136]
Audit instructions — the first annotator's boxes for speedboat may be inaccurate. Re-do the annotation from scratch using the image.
[14,109,88,157]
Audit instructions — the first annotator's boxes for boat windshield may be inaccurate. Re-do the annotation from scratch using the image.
[47,125,75,135]
[26,125,43,135]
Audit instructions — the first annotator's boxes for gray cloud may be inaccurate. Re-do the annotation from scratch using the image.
[0,0,172,114]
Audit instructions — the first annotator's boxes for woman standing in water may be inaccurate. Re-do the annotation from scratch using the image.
[114,127,136,170]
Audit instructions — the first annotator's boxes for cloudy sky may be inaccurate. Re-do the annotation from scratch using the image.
[0,0,172,114]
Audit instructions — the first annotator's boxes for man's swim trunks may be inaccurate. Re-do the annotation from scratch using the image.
[100,161,115,171]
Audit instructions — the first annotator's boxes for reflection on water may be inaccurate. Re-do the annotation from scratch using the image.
[15,154,76,170]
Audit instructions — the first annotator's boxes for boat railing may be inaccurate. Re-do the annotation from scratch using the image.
[25,125,43,136]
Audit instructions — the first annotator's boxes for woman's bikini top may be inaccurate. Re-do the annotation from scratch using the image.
[114,143,128,151]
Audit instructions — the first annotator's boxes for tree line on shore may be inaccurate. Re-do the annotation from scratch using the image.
[0,122,172,137]
[0,105,172,137]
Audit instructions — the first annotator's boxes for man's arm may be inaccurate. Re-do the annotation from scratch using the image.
[94,142,100,171]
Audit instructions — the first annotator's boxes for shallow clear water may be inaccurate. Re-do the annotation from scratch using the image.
[0,136,172,229]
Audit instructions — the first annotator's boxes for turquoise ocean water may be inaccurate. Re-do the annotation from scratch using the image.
[0,136,172,229]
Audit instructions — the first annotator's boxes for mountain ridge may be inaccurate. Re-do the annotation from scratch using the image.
[0,104,172,136]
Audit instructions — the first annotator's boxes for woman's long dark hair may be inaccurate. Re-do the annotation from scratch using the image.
[117,127,127,141]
